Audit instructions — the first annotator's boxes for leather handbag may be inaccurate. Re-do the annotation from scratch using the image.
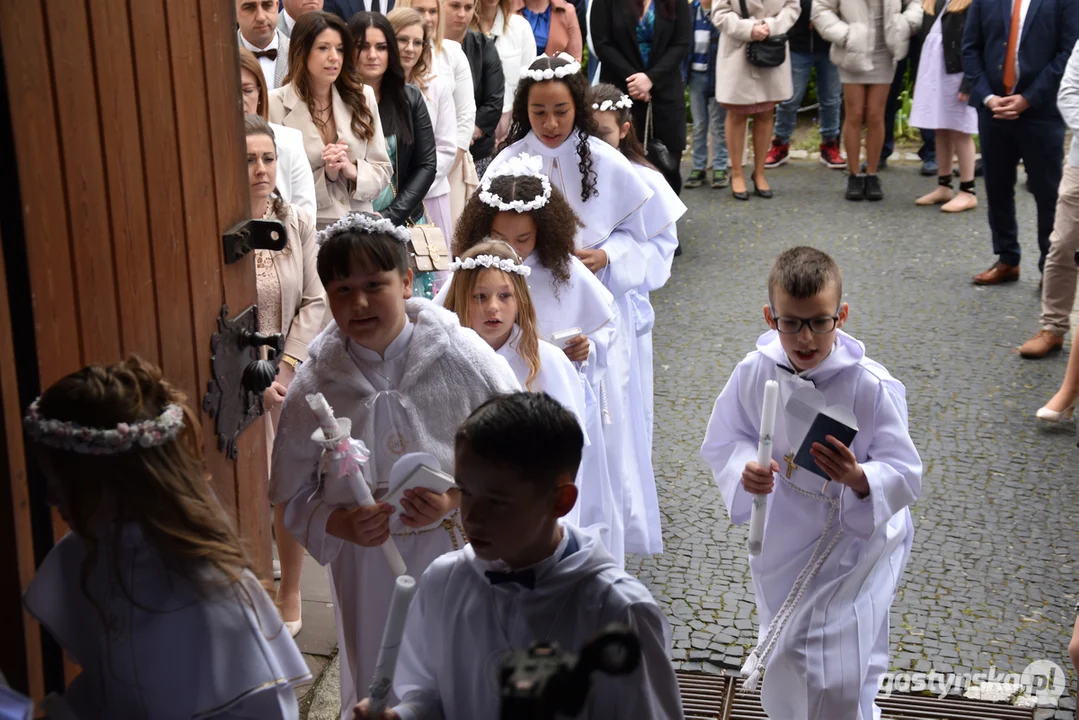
[739,0,788,68]
[392,154,450,273]
[644,103,681,191]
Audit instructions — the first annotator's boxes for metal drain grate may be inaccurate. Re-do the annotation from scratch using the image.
[676,671,1037,720]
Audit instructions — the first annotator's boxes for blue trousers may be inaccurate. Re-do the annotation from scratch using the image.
[774,50,842,144]
[687,71,729,170]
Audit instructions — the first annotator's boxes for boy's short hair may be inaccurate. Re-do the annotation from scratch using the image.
[455,393,583,489]
[768,247,843,305]
[316,220,410,286]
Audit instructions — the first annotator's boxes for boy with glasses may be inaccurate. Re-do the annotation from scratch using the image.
[700,246,922,720]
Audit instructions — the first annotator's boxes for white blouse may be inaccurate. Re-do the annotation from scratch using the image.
[417,74,458,197]
[485,9,538,112]
[434,39,477,151]
[271,122,316,217]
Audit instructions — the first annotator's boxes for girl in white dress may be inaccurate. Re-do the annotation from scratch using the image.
[486,54,662,555]
[22,357,309,720]
[436,158,625,564]
[588,84,686,555]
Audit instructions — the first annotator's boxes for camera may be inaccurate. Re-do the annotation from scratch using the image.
[499,624,641,719]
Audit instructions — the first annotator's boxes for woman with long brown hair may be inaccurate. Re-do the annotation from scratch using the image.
[269,11,392,227]
[22,357,309,718]
[246,114,327,638]
[239,47,316,216]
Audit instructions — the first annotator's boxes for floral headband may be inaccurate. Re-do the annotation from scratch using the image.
[23,399,186,455]
[478,154,552,213]
[449,254,532,277]
[519,52,582,81]
[316,212,411,246]
[592,95,632,112]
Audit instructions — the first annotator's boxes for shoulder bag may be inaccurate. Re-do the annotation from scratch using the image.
[739,0,788,68]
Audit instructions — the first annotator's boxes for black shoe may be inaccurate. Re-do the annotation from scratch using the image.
[846,174,866,201]
[752,178,773,199]
[865,174,884,201]
[731,181,749,201]
[954,158,985,178]
[674,243,683,257]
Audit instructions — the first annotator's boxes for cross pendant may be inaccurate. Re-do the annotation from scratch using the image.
[783,452,798,479]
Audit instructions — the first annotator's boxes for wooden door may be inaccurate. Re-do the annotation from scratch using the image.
[0,0,270,700]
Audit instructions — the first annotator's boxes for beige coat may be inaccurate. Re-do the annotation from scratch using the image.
[810,0,922,73]
[272,203,327,362]
[712,0,802,106]
[268,83,392,226]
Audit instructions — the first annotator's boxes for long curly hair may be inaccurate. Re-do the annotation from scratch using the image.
[31,357,258,612]
[350,12,414,145]
[443,240,542,389]
[286,12,377,141]
[500,55,599,202]
[453,174,581,288]
[587,83,655,171]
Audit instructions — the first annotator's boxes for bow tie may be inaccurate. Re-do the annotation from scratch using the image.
[485,568,535,589]
[253,49,278,61]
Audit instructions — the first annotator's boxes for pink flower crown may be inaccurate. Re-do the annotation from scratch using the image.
[23,399,186,455]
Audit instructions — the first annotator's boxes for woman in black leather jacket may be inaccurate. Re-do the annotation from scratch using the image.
[349,12,437,228]
[908,0,978,213]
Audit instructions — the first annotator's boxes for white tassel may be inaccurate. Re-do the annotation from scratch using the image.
[600,379,612,425]
[741,650,762,694]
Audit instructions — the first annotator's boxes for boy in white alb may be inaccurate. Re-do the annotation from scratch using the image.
[270,213,519,718]
[700,247,922,720]
[353,392,685,720]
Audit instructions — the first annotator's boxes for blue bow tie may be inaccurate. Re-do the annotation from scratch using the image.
[485,568,536,589]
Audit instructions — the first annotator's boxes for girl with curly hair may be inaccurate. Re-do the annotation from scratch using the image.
[23,356,309,718]
[589,83,686,557]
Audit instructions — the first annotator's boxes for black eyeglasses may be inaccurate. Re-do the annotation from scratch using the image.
[770,308,840,335]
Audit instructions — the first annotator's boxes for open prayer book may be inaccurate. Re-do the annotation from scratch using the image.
[787,387,859,481]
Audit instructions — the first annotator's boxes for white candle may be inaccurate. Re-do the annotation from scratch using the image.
[748,380,779,556]
[367,575,418,714]
[306,393,339,436]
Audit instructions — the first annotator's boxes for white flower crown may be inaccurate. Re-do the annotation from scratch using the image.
[449,254,532,277]
[519,52,582,82]
[23,399,186,455]
[478,154,552,213]
[592,95,632,112]
[316,212,411,246]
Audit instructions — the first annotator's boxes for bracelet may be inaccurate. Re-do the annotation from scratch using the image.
[281,354,302,370]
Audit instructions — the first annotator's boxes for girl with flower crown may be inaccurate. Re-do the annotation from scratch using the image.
[589,83,686,558]
[435,157,625,564]
[22,356,309,719]
[485,53,661,555]
[270,212,519,715]
[442,240,622,560]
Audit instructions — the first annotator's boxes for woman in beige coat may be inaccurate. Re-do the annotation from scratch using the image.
[246,115,328,639]
[269,12,393,227]
[712,0,801,200]
[812,0,921,200]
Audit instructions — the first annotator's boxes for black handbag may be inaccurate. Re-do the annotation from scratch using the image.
[739,0,788,68]
[644,103,681,191]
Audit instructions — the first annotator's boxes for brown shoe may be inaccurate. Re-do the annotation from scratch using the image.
[972,262,1020,285]
[1017,330,1065,358]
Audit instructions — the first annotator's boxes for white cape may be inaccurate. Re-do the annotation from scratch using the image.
[24,527,309,720]
[391,523,684,720]
[700,331,922,720]
[270,298,520,717]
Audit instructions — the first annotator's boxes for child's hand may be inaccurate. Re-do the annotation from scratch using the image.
[574,249,609,274]
[352,699,399,720]
[400,487,459,528]
[327,504,394,547]
[810,436,870,495]
[563,334,590,363]
[742,460,779,494]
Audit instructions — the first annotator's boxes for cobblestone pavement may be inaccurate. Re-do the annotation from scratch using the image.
[633,160,1079,714]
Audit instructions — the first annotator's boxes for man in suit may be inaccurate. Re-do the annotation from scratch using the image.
[963,0,1079,285]
[278,0,324,38]
[323,0,396,19]
[238,0,290,88]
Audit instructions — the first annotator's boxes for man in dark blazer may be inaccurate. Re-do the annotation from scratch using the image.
[323,0,395,19]
[962,0,1079,285]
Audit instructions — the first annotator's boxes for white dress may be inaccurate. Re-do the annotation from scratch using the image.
[24,526,309,719]
[700,330,922,720]
[435,254,625,565]
[270,299,520,718]
[390,523,685,720]
[485,133,663,554]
